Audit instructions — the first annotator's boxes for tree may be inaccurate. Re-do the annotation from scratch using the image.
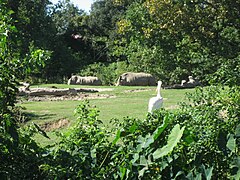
[7,0,53,54]
[113,0,240,85]
[1,1,50,178]
[44,0,93,80]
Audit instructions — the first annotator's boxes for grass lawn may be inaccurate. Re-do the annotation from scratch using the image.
[18,84,194,146]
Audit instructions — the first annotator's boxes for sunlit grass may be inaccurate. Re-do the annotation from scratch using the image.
[18,84,194,146]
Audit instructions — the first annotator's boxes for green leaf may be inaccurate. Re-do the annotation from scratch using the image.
[141,134,154,149]
[140,155,148,166]
[112,130,121,145]
[233,169,240,180]
[91,148,97,161]
[120,166,126,180]
[235,124,240,138]
[131,153,139,164]
[195,173,202,180]
[137,115,171,151]
[153,124,184,160]
[184,134,195,145]
[227,134,236,152]
[138,166,148,179]
[153,114,170,140]
[129,123,138,133]
[202,165,213,180]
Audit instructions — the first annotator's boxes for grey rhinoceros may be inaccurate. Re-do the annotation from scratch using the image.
[116,72,156,86]
[67,76,102,86]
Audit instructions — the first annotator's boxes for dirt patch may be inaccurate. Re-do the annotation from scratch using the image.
[40,118,70,131]
[124,88,152,93]
[82,88,114,92]
[19,93,116,102]
[18,87,115,102]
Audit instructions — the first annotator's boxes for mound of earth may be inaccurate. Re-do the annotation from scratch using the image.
[20,93,115,102]
[40,119,70,131]
[18,87,115,101]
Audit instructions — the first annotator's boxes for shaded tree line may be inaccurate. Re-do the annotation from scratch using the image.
[6,0,240,85]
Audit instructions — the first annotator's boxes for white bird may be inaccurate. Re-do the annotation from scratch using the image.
[148,81,163,113]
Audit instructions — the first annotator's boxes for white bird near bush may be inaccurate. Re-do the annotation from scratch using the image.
[148,81,163,113]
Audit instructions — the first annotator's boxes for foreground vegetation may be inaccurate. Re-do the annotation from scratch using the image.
[2,86,240,179]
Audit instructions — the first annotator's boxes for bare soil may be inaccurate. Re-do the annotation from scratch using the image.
[20,93,116,102]
[124,88,152,93]
[18,87,115,102]
[40,118,70,131]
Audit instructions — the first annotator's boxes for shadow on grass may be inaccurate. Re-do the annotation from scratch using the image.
[21,112,57,123]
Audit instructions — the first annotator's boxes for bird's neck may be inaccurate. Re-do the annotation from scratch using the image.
[157,85,161,98]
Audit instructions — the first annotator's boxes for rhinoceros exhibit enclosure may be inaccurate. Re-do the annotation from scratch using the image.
[16,72,203,139]
[2,0,239,178]
[18,82,191,134]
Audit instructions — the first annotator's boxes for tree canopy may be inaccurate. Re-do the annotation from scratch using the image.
[4,0,240,85]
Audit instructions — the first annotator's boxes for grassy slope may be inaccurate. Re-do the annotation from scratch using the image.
[19,84,194,145]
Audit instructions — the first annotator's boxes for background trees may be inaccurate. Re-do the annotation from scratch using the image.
[4,0,239,85]
[114,0,240,85]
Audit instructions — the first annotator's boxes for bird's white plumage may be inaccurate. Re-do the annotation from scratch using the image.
[148,81,163,113]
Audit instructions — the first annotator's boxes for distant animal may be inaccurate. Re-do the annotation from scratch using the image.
[181,80,187,86]
[148,81,163,113]
[20,82,30,91]
[67,75,102,86]
[166,76,202,89]
[184,76,201,88]
[116,72,156,86]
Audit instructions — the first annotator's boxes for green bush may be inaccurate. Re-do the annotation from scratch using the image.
[38,101,184,179]
[172,86,240,179]
[0,3,50,178]
[209,55,240,86]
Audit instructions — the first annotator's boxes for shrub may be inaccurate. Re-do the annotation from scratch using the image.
[171,86,240,179]
[39,101,184,179]
[209,55,240,86]
[1,85,239,179]
[0,3,50,178]
[39,84,240,179]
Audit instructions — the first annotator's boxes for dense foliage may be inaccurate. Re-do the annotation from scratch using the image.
[4,0,239,85]
[1,0,239,179]
[1,86,239,179]
[0,1,50,178]
[37,86,239,179]
[113,0,240,85]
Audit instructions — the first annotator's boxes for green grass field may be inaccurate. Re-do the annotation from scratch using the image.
[18,84,194,145]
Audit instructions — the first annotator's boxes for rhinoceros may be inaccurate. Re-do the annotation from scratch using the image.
[116,72,156,86]
[67,76,102,86]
